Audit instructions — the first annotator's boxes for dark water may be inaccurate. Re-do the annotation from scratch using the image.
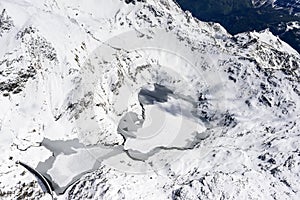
[175,0,300,52]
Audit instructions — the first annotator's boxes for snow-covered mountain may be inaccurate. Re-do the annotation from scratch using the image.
[275,0,300,15]
[253,0,300,15]
[0,0,299,199]
[252,0,275,7]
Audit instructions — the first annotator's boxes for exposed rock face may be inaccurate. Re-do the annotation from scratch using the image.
[0,0,299,199]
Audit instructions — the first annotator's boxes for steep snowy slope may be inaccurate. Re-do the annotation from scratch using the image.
[253,0,300,15]
[252,0,274,7]
[0,0,299,199]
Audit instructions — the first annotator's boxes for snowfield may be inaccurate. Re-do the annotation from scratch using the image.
[0,0,299,199]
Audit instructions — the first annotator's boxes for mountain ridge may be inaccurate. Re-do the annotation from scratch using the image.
[0,0,299,199]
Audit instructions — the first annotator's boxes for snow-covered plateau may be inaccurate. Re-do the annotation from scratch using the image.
[0,0,299,199]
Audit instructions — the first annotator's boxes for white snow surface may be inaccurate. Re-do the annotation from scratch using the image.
[0,0,299,199]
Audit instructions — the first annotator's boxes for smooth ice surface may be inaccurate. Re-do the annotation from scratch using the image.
[121,84,206,153]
